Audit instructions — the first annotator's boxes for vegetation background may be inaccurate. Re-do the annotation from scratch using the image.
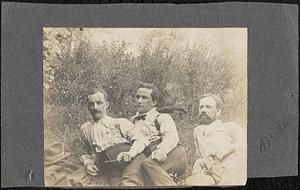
[43,28,247,186]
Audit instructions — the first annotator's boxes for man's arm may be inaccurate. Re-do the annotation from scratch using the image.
[79,124,95,166]
[118,118,147,157]
[211,122,247,160]
[228,122,247,153]
[79,125,99,175]
[209,131,235,161]
[156,114,179,155]
[209,123,238,161]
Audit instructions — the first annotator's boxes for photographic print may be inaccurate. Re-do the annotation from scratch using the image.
[43,28,247,187]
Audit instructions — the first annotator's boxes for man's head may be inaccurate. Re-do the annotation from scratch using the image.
[198,93,223,125]
[135,83,160,114]
[86,88,108,121]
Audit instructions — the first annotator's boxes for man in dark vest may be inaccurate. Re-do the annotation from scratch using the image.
[130,83,187,186]
[79,88,147,186]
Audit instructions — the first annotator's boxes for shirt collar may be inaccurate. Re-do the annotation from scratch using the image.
[94,115,113,127]
[201,119,223,135]
[133,108,158,121]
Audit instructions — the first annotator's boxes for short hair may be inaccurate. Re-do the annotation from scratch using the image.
[199,93,223,109]
[86,87,108,101]
[138,82,160,102]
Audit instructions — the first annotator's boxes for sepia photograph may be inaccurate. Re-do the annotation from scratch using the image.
[43,28,247,187]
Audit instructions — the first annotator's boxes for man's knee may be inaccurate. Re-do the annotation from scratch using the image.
[134,153,147,161]
[120,154,145,186]
[123,154,144,175]
[141,157,158,169]
[141,157,152,167]
[162,147,187,176]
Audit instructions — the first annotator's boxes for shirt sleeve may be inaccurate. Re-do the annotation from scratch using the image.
[228,122,247,154]
[79,124,96,166]
[156,114,179,154]
[117,118,147,155]
[210,130,235,159]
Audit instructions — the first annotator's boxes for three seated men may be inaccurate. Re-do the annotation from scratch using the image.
[79,85,246,186]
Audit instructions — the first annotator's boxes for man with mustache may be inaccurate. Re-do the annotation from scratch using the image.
[130,83,187,186]
[79,88,146,186]
[187,93,247,185]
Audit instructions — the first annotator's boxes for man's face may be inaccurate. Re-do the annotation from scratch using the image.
[135,88,156,114]
[87,92,108,121]
[198,96,220,125]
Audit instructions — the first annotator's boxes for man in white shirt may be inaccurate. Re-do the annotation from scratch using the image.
[187,93,247,186]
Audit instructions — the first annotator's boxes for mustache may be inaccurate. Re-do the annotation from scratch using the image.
[92,110,102,114]
[199,113,209,117]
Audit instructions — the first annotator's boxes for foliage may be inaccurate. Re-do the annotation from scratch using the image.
[43,28,247,185]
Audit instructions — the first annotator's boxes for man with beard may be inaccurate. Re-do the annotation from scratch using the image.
[79,88,146,186]
[130,83,187,186]
[186,93,247,186]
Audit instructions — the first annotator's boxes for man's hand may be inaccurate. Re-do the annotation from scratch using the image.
[85,163,99,176]
[210,162,225,177]
[117,152,134,162]
[199,161,209,173]
[209,150,223,161]
[151,149,167,162]
[193,159,210,175]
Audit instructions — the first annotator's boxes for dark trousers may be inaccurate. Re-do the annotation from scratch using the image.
[141,142,187,186]
[95,143,144,186]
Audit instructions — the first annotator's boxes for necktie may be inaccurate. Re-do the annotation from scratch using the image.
[133,114,147,123]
